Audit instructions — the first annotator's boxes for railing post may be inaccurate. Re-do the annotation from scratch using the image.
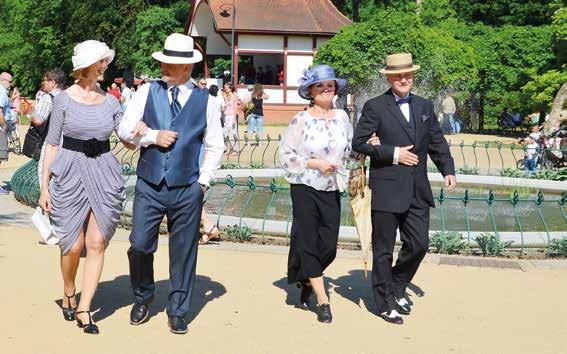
[438,188,446,235]
[463,189,471,247]
[239,176,256,227]
[497,141,504,171]
[484,142,492,175]
[261,179,279,240]
[472,141,479,171]
[486,190,499,240]
[510,190,524,256]
[535,191,551,256]
[216,175,237,226]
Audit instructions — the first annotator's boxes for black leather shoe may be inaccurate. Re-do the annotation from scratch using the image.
[130,303,150,325]
[316,303,333,324]
[296,282,312,310]
[168,316,188,334]
[394,297,411,315]
[379,309,404,325]
[62,290,76,321]
[76,310,99,334]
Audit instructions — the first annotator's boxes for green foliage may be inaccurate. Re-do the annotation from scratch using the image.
[499,168,523,178]
[221,162,240,169]
[224,224,253,242]
[457,165,480,175]
[530,168,567,181]
[475,233,514,256]
[549,238,567,257]
[450,0,562,26]
[521,66,567,111]
[430,231,467,254]
[249,162,266,169]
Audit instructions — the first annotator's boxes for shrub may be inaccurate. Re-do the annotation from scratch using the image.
[474,233,513,256]
[499,168,523,178]
[249,162,266,169]
[221,162,239,169]
[224,225,252,242]
[550,238,567,257]
[530,168,567,181]
[430,231,467,254]
[457,165,480,175]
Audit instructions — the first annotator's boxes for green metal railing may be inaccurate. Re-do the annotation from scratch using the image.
[109,136,566,176]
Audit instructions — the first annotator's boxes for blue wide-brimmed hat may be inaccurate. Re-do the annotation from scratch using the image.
[298,64,347,100]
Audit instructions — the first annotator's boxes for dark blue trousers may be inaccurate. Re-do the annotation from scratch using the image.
[128,177,203,317]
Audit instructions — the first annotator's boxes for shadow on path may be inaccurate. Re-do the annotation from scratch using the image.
[54,274,227,325]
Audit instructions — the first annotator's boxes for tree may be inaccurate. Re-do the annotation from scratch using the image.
[450,0,563,26]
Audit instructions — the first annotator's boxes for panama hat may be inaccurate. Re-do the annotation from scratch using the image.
[152,33,203,65]
[297,64,347,100]
[72,40,115,71]
[379,53,420,75]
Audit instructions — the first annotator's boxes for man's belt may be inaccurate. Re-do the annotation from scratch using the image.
[62,136,110,158]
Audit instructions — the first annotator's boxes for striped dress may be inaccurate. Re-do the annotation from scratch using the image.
[45,91,125,255]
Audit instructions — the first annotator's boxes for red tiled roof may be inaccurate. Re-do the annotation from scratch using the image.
[206,0,351,35]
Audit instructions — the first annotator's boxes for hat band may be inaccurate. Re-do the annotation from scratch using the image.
[385,63,414,70]
[163,49,194,58]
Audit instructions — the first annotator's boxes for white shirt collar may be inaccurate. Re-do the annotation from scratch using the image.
[393,91,410,101]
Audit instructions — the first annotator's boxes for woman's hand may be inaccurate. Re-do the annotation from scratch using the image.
[308,159,337,174]
[131,121,148,138]
[39,189,51,213]
[367,133,381,146]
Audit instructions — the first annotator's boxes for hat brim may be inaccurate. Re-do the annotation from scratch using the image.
[152,51,203,65]
[73,49,115,72]
[298,78,348,100]
[379,65,420,75]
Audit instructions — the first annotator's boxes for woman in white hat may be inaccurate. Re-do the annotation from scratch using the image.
[279,64,352,324]
[38,40,139,334]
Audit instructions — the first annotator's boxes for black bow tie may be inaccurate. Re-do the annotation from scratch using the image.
[396,96,412,105]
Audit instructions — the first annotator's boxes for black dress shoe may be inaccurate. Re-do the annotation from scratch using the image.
[296,282,313,310]
[76,310,99,334]
[316,303,333,324]
[379,309,404,325]
[168,316,188,334]
[394,297,411,315]
[62,290,76,321]
[130,303,150,325]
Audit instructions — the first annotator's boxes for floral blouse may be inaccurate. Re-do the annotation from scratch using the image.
[279,109,353,192]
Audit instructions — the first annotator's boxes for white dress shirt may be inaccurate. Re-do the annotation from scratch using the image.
[118,79,224,186]
[392,92,411,165]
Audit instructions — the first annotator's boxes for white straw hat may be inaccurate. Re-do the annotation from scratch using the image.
[379,53,420,75]
[72,40,115,71]
[152,33,203,65]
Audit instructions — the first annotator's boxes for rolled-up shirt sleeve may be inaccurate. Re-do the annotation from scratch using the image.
[117,83,158,147]
[279,114,309,175]
[198,96,224,186]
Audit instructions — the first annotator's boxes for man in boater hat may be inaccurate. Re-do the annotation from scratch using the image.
[352,53,456,325]
[118,33,224,334]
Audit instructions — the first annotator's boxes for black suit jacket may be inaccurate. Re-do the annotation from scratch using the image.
[352,89,455,213]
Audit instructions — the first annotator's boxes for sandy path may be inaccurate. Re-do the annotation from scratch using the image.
[0,225,565,354]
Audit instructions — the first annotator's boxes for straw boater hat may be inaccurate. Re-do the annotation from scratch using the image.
[152,33,203,64]
[379,53,420,75]
[72,40,115,71]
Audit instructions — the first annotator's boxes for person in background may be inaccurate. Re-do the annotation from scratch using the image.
[222,83,240,155]
[120,81,133,111]
[279,64,351,324]
[0,72,13,195]
[10,86,21,123]
[108,82,121,101]
[524,135,539,176]
[246,83,268,142]
[31,68,66,188]
[441,93,458,134]
[198,78,207,89]
[469,93,479,132]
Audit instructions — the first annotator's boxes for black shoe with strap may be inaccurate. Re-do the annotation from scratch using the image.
[62,290,76,321]
[76,310,99,334]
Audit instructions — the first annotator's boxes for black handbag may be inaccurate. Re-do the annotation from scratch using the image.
[22,93,52,160]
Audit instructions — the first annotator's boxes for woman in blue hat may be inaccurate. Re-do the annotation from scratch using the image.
[279,64,351,324]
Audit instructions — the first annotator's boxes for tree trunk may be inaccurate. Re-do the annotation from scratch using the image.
[545,81,567,132]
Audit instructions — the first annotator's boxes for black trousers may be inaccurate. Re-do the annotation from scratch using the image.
[371,197,429,313]
[287,184,341,284]
[128,178,203,317]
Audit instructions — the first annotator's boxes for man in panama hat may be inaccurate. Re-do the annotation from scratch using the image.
[352,53,456,324]
[118,33,224,334]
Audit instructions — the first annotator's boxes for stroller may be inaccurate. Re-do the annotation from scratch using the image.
[541,127,567,169]
[5,119,22,155]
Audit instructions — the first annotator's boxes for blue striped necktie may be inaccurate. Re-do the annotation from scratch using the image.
[170,86,181,116]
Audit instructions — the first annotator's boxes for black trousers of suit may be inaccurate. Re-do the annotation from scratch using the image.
[128,177,203,318]
[371,196,429,313]
[287,184,341,284]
